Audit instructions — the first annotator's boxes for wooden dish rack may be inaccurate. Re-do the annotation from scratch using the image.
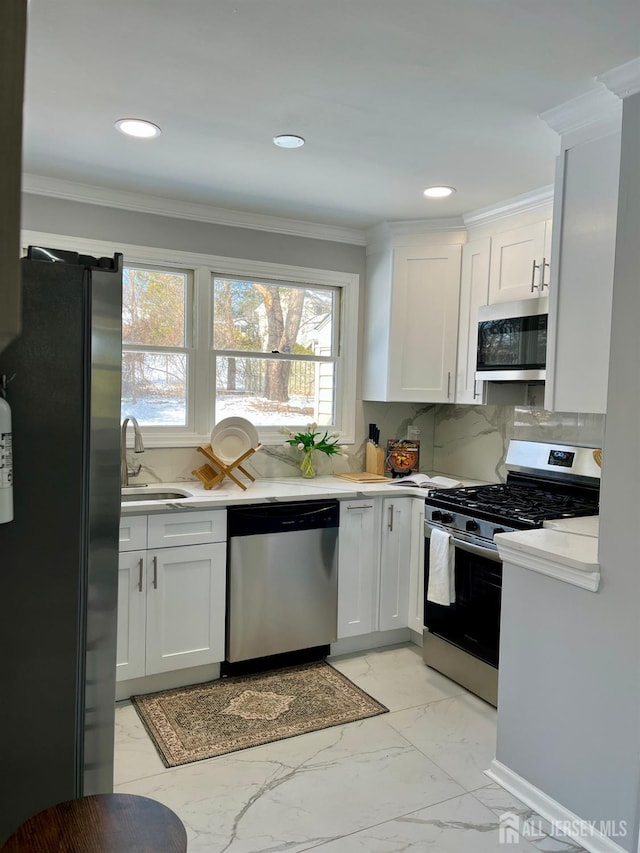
[192,443,262,491]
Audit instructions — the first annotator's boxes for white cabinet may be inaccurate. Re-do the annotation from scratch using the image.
[545,129,621,415]
[338,496,417,640]
[337,500,378,638]
[407,499,425,635]
[363,243,462,402]
[488,220,552,304]
[116,550,147,680]
[117,510,227,682]
[379,497,412,631]
[455,237,491,404]
[145,543,226,674]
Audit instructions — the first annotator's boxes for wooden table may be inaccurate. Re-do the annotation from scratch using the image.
[1,793,187,852]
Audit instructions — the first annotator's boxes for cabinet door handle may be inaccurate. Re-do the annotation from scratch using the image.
[473,380,481,400]
[447,371,451,398]
[540,257,550,291]
[530,259,540,292]
[347,504,373,510]
[152,555,158,590]
[388,504,394,532]
[137,557,144,593]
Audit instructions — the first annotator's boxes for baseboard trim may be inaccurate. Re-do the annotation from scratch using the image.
[330,628,411,656]
[116,663,221,701]
[486,760,630,853]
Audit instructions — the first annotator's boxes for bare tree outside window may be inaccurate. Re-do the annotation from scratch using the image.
[121,267,189,426]
[213,277,337,426]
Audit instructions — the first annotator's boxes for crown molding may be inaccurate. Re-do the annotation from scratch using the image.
[366,217,466,254]
[539,86,622,142]
[21,173,367,246]
[463,185,554,230]
[598,56,640,99]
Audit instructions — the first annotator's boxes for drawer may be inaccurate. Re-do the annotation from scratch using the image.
[147,509,227,549]
[119,515,148,552]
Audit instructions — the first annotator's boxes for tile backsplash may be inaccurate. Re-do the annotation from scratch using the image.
[433,405,605,483]
[128,402,604,486]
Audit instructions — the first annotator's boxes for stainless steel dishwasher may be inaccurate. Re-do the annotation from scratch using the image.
[226,500,339,664]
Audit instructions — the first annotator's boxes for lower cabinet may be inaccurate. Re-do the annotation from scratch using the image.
[338,496,417,639]
[117,511,227,682]
[378,498,413,631]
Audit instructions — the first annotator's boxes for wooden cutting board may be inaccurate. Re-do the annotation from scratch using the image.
[336,472,389,483]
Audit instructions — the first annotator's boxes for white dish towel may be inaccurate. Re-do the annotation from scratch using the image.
[427,528,455,606]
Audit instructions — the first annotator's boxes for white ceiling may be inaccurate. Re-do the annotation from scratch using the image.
[22,0,640,231]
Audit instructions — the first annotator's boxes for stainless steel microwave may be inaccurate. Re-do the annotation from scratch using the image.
[476,296,548,382]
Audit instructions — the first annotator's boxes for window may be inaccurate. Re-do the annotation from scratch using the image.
[122,265,193,429]
[212,277,339,426]
[21,231,358,448]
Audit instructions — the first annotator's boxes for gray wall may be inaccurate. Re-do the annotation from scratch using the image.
[21,194,366,274]
[496,92,640,851]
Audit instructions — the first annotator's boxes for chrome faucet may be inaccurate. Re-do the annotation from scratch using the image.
[121,416,145,487]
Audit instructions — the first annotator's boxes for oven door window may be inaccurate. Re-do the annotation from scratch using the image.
[424,538,502,667]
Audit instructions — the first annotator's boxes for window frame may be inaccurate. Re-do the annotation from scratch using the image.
[22,230,359,448]
[121,263,195,440]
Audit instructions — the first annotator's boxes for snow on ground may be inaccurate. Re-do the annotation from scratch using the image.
[121,395,320,427]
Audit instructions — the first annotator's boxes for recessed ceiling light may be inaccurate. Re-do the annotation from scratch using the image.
[273,134,305,148]
[423,186,456,199]
[114,118,162,139]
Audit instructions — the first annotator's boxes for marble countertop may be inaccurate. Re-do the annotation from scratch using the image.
[120,474,479,514]
[542,514,599,537]
[495,517,600,592]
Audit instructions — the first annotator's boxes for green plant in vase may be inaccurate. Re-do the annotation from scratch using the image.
[283,423,343,478]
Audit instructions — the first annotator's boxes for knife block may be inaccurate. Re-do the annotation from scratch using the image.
[365,442,386,476]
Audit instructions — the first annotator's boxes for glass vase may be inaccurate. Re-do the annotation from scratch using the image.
[300,449,316,478]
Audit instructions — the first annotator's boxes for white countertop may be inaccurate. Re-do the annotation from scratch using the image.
[542,515,599,538]
[495,518,600,592]
[120,474,478,514]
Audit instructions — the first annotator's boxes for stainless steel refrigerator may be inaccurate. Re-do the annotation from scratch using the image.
[0,246,122,841]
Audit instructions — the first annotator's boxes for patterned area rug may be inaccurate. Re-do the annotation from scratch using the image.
[131,661,388,767]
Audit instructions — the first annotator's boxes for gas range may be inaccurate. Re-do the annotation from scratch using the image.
[424,441,601,551]
[422,440,601,705]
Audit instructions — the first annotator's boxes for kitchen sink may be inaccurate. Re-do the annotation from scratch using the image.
[121,488,192,503]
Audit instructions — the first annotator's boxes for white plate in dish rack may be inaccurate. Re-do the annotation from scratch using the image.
[210,417,259,464]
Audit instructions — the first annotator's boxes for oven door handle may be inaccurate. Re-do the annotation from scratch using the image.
[425,523,502,563]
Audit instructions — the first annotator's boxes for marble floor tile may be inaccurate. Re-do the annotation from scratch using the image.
[328,643,466,712]
[113,644,586,853]
[304,790,541,852]
[113,701,166,785]
[472,784,587,852]
[385,692,497,791]
[115,712,465,853]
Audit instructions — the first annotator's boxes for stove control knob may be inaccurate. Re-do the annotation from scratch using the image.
[441,513,454,525]
[431,510,442,522]
[493,527,505,537]
[466,520,479,532]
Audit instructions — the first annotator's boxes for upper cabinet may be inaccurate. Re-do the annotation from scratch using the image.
[488,219,552,304]
[545,128,622,415]
[362,238,462,403]
[455,237,490,405]
[0,1,27,353]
